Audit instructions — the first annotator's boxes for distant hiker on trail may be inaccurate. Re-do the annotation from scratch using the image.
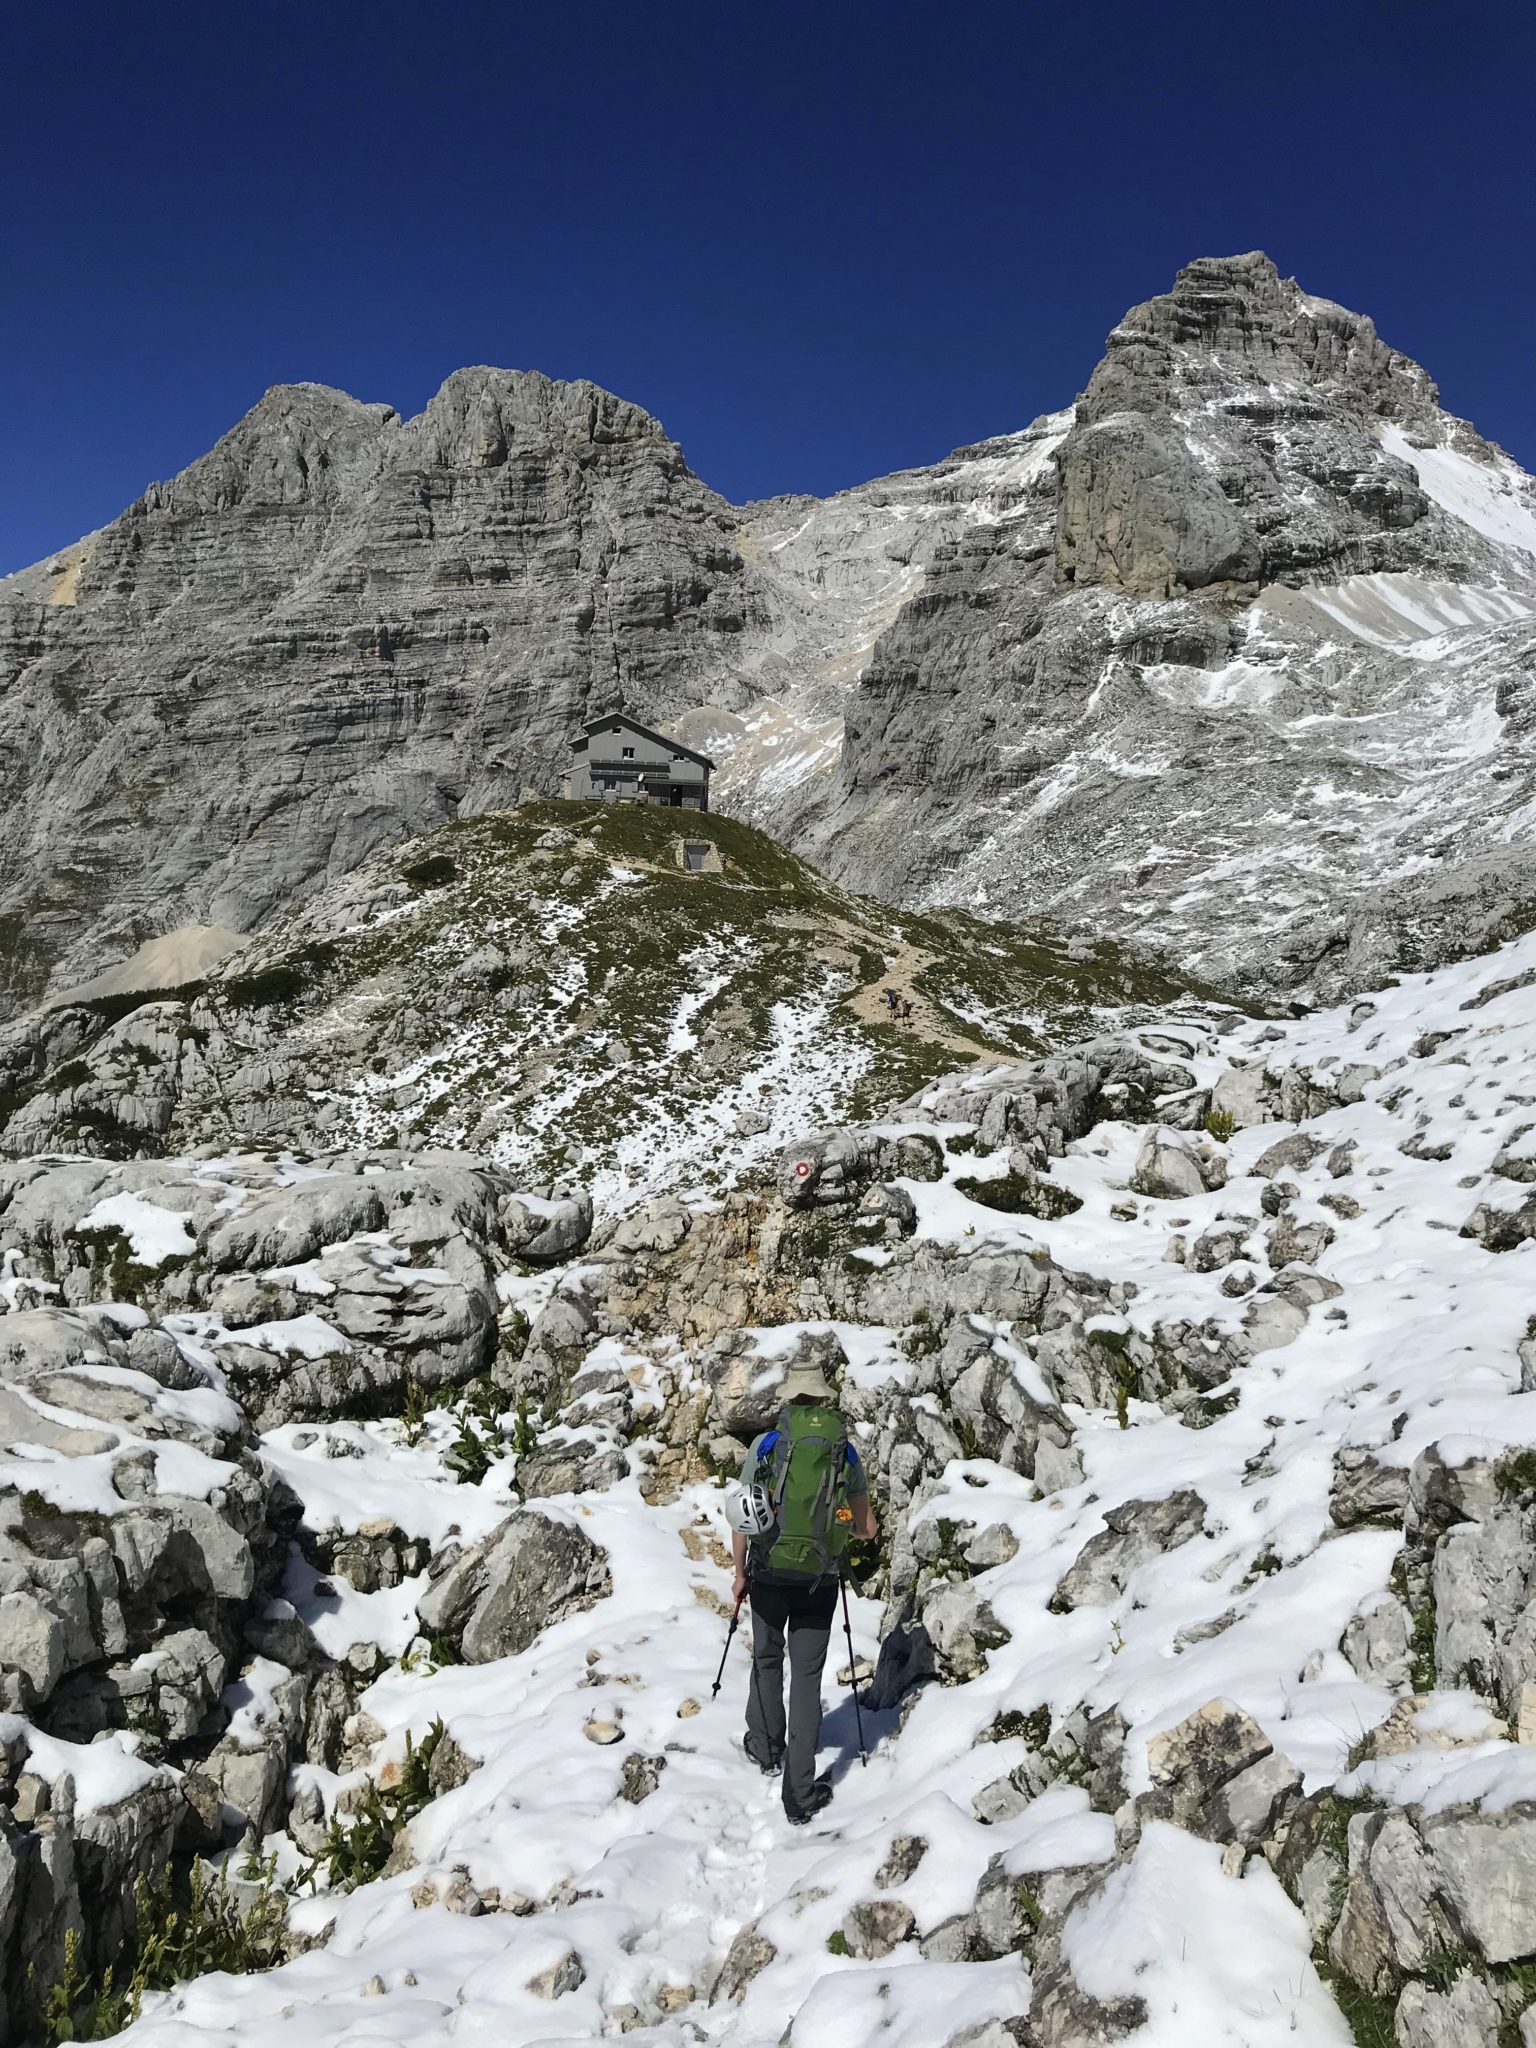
[884,987,898,1014]
[901,998,914,1023]
[725,1360,877,1824]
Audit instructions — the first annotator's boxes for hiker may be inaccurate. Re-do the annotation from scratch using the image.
[726,1359,877,1824]
[901,998,914,1023]
[884,987,898,1014]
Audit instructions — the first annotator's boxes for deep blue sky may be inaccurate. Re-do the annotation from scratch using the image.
[4,0,1533,575]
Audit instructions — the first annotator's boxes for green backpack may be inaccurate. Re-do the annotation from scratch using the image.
[751,1402,855,1582]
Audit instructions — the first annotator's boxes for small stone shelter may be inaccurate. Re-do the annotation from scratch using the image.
[564,715,713,811]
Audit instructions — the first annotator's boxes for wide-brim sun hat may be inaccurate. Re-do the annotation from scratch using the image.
[780,1360,837,1403]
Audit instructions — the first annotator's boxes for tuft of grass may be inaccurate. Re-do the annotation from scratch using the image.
[33,1857,287,2043]
[303,1719,446,1892]
[1496,1449,1536,1500]
[980,1705,1051,1748]
[904,1308,946,1359]
[1311,1954,1396,2048]
[1389,1553,1438,1691]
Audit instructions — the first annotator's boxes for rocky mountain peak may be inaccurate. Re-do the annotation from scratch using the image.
[135,380,399,521]
[398,365,689,474]
[1085,249,1442,430]
[788,257,1536,1003]
[1054,249,1468,601]
[3,253,1534,1026]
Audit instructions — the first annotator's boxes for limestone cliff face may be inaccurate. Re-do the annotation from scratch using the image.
[0,370,761,1012]
[803,254,1536,998]
[6,255,1536,1016]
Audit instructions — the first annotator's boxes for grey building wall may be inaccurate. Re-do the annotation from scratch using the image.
[565,718,710,809]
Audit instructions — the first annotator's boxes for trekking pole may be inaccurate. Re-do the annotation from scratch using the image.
[840,1579,868,1766]
[711,1592,745,1699]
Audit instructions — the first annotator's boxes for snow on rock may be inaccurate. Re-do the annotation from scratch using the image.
[16,920,1536,2040]
[1060,1823,1353,2045]
[77,1189,196,1266]
[1380,424,1536,561]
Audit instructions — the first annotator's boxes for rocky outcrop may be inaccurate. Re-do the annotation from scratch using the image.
[1136,1700,1302,1851]
[0,1135,610,2036]
[0,1151,582,1425]
[1056,414,1262,599]
[1128,1126,1226,1199]
[0,1306,301,2028]
[415,1507,611,1663]
[1055,251,1442,597]
[776,1129,944,1209]
[1050,1491,1208,1611]
[701,1325,852,1449]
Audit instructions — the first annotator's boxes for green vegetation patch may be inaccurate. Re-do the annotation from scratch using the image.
[952,1170,1083,1219]
[1310,1954,1395,2048]
[401,854,459,890]
[70,982,206,1027]
[67,1222,189,1306]
[36,1854,286,2044]
[44,1059,94,1094]
[221,942,337,1011]
[304,1718,446,1891]
[1389,1553,1438,1692]
[1496,1449,1536,1500]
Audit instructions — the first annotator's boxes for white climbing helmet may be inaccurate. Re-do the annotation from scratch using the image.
[724,1480,776,1537]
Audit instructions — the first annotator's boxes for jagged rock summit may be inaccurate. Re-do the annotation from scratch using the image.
[1055,248,1449,597]
[4,253,1536,1020]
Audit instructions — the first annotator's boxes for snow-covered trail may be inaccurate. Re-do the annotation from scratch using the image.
[91,921,1536,2047]
[111,1439,905,2048]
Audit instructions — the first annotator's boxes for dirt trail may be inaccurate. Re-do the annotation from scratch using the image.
[770,910,1000,1065]
[844,935,1000,1064]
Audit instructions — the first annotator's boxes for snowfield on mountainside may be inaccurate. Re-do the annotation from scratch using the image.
[12,911,1536,2042]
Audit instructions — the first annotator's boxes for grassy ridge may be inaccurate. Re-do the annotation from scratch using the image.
[4,801,1231,1197]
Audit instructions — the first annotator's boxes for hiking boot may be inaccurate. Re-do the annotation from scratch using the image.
[744,1739,783,1776]
[786,1779,832,1827]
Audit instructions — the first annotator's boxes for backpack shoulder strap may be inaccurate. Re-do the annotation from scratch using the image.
[763,1410,795,1503]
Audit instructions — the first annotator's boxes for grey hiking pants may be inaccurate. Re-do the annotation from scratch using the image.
[744,1576,837,1819]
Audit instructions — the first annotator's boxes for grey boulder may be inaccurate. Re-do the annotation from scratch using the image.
[416,1507,611,1662]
